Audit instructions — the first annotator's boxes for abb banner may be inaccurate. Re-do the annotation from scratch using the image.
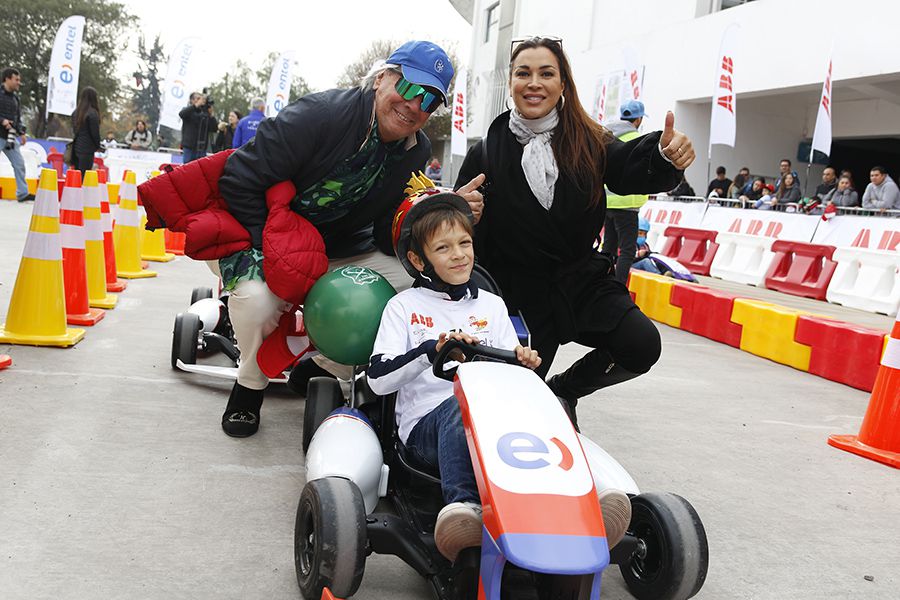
[700,206,819,241]
[640,200,708,229]
[812,215,900,252]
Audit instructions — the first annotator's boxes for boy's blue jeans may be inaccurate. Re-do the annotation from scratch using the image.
[404,396,479,505]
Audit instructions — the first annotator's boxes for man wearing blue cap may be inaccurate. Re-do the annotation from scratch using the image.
[602,99,651,283]
[212,40,486,437]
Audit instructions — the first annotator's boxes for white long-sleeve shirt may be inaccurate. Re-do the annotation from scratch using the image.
[368,286,519,443]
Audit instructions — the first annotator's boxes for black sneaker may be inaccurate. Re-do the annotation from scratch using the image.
[286,359,335,396]
[221,383,264,438]
[17,194,35,203]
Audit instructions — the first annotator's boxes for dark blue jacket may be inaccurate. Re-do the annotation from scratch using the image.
[232,109,265,148]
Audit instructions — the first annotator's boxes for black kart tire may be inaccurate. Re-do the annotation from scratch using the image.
[619,492,709,600]
[302,377,345,454]
[190,286,213,305]
[171,312,201,369]
[294,477,367,599]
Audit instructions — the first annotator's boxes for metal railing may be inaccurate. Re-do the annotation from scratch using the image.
[650,194,900,218]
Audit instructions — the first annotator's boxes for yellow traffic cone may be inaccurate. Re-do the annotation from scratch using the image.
[113,171,157,279]
[140,171,175,262]
[0,168,86,346]
[83,170,117,309]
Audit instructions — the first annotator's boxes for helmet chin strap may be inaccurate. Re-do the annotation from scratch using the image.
[417,259,474,301]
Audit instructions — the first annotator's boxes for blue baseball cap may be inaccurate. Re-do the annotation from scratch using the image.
[387,41,454,106]
[620,99,646,120]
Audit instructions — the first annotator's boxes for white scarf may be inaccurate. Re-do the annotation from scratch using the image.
[508,108,559,210]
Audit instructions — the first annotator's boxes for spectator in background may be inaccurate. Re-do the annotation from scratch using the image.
[839,169,854,189]
[814,167,837,203]
[739,177,766,206]
[862,166,900,211]
[214,110,242,152]
[71,86,102,173]
[727,166,750,198]
[754,183,776,210]
[707,165,731,197]
[101,131,119,150]
[774,172,800,206]
[775,158,800,191]
[669,175,695,197]
[1,67,33,202]
[828,175,858,208]
[425,158,442,184]
[233,98,266,148]
[179,91,218,162]
[124,119,153,150]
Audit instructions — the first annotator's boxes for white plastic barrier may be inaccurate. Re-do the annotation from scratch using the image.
[826,248,900,317]
[104,148,174,185]
[0,147,41,179]
[709,232,776,286]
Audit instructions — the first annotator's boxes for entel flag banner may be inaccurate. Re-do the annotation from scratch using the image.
[159,38,202,131]
[450,69,468,156]
[709,23,740,158]
[622,47,642,102]
[46,16,86,117]
[592,76,608,124]
[810,47,834,160]
[266,51,295,118]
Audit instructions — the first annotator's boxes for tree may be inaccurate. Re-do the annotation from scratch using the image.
[0,0,131,137]
[335,40,460,143]
[131,34,165,131]
[206,52,312,122]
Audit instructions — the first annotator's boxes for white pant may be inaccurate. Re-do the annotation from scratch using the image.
[210,251,412,389]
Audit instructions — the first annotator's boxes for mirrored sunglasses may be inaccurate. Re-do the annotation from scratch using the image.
[510,35,563,57]
[394,76,444,114]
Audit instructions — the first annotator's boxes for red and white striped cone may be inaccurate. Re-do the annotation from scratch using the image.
[98,170,126,292]
[83,170,117,309]
[60,169,104,326]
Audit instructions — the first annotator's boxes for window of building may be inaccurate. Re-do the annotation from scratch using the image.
[721,0,755,9]
[484,2,500,43]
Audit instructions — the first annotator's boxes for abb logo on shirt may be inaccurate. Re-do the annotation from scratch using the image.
[410,313,433,327]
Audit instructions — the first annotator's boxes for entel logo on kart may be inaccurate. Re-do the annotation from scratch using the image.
[497,432,574,471]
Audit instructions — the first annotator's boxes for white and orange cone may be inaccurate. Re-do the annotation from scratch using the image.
[97,170,127,292]
[0,169,85,346]
[83,170,117,309]
[60,169,105,326]
[113,171,157,279]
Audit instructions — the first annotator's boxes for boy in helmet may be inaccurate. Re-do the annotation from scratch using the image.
[367,190,541,562]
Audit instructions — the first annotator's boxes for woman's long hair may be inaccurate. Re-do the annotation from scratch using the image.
[509,38,611,208]
[73,87,100,132]
[776,173,795,200]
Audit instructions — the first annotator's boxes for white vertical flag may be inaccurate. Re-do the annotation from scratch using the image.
[46,16,86,117]
[622,47,643,102]
[450,69,468,157]
[592,75,608,123]
[810,46,834,161]
[266,51,295,118]
[158,38,202,131]
[709,23,740,158]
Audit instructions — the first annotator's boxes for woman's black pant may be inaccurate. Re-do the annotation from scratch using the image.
[534,306,661,401]
[73,153,94,173]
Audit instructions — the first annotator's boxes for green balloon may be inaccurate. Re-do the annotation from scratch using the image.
[304,266,397,366]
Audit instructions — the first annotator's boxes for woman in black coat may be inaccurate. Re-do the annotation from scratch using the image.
[71,86,101,173]
[214,110,242,152]
[456,37,696,426]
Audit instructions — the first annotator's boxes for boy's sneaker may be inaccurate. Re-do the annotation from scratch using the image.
[434,502,483,561]
[598,488,632,549]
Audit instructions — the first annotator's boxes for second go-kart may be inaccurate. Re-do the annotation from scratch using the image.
[295,303,708,598]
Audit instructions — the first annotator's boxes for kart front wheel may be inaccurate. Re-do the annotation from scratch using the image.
[171,312,201,369]
[302,377,345,454]
[190,286,213,305]
[619,492,708,600]
[294,477,366,599]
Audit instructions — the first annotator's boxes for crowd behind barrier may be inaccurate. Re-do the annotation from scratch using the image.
[653,194,900,218]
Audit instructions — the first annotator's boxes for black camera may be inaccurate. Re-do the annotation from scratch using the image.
[5,127,17,150]
[199,88,215,109]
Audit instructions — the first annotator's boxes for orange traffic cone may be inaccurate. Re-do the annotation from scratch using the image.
[829,314,900,468]
[0,168,85,346]
[114,171,157,279]
[98,170,127,292]
[82,170,117,309]
[0,354,11,370]
[140,170,175,262]
[60,169,104,325]
[165,229,186,255]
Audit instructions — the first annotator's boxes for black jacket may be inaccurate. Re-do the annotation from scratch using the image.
[73,109,101,156]
[456,111,679,342]
[0,87,24,135]
[214,125,235,152]
[219,87,431,257]
[179,104,218,151]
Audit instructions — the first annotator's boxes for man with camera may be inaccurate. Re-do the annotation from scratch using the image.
[178,91,218,163]
[1,67,33,202]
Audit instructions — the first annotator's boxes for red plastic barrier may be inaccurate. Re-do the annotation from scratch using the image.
[660,226,719,276]
[47,150,65,178]
[670,283,743,347]
[764,240,838,301]
[795,315,886,391]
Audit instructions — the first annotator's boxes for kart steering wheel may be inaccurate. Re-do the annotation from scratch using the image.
[432,338,520,381]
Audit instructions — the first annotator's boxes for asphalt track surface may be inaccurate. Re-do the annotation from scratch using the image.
[1,200,898,599]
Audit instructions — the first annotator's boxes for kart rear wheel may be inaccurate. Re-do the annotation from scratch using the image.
[302,377,345,454]
[294,477,366,599]
[619,492,708,600]
[171,312,201,369]
[190,286,213,305]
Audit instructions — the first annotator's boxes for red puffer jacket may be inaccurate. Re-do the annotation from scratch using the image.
[138,151,328,305]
